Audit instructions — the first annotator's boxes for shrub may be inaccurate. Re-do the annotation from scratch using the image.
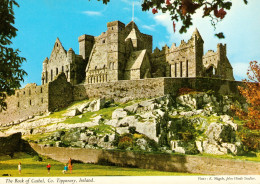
[178,87,197,96]
[32,155,43,162]
[118,134,133,150]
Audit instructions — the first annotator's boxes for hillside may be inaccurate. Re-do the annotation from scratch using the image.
[1,90,255,158]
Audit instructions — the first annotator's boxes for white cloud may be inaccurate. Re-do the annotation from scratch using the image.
[142,25,156,31]
[121,0,141,6]
[232,62,249,80]
[82,11,102,16]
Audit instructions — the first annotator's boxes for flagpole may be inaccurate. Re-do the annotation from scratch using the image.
[132,1,134,22]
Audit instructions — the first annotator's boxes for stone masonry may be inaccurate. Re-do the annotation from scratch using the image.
[0,20,237,126]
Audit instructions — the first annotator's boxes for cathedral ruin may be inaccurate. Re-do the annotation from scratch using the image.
[0,20,238,126]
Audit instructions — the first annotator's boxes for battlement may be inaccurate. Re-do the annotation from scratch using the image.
[0,20,236,126]
[107,20,125,28]
[78,34,95,42]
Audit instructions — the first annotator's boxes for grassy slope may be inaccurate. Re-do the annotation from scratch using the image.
[0,153,197,177]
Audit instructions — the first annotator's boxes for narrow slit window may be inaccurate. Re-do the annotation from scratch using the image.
[175,63,177,77]
[180,62,183,77]
[51,70,53,81]
[186,60,189,77]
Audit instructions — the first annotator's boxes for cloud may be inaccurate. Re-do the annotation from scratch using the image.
[142,25,156,31]
[82,11,102,16]
[121,0,141,6]
[232,62,249,80]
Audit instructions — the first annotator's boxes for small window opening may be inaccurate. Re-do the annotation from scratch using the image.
[41,98,43,103]
[17,102,20,107]
[102,39,105,44]
[56,68,58,75]
[29,100,32,105]
[40,87,43,93]
[186,60,189,77]
[180,62,183,77]
[23,91,25,95]
[56,43,58,47]
[175,63,177,77]
[29,89,31,96]
[51,70,53,81]
[62,66,64,72]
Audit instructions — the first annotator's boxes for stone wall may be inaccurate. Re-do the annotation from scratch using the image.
[0,73,73,126]
[0,83,49,126]
[73,77,242,103]
[164,77,242,97]
[48,73,73,112]
[73,78,165,102]
[30,143,260,175]
[0,133,22,155]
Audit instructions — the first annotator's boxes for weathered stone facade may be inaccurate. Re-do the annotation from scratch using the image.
[41,20,234,85]
[0,20,237,126]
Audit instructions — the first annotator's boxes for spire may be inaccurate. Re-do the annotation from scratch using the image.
[192,28,202,40]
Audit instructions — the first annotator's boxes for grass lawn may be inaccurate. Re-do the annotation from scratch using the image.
[0,153,196,177]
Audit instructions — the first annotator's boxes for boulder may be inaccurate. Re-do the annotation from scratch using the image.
[176,94,196,109]
[124,103,139,114]
[202,141,227,155]
[206,122,236,143]
[87,98,106,112]
[136,138,148,151]
[64,108,81,117]
[170,140,198,154]
[138,100,157,111]
[112,108,127,119]
[116,127,129,135]
[78,101,91,113]
[119,116,137,127]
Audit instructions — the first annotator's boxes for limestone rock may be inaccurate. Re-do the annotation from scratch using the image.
[176,94,196,109]
[124,103,139,114]
[170,140,198,154]
[64,108,81,117]
[87,98,106,112]
[202,141,227,155]
[112,108,127,119]
[78,101,91,113]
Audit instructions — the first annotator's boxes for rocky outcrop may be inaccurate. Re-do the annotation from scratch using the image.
[1,93,248,156]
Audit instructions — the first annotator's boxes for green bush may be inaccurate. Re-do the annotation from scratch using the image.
[32,155,43,162]
[118,134,133,150]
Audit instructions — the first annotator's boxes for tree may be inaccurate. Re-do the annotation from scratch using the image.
[94,0,248,39]
[0,0,27,110]
[233,61,260,151]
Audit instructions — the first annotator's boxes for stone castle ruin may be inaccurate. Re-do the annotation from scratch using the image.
[0,20,238,126]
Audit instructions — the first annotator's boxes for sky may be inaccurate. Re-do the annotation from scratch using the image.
[11,0,260,87]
